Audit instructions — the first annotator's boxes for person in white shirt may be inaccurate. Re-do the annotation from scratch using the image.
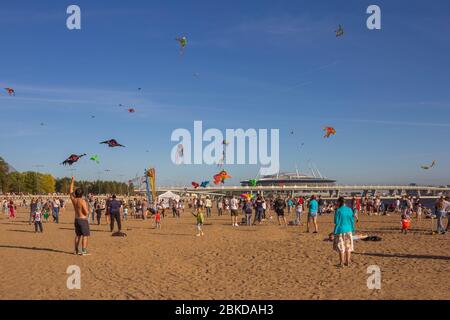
[205,196,212,217]
[230,196,239,227]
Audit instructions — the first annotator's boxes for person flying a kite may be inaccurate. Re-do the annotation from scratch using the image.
[323,127,336,138]
[100,139,125,148]
[61,154,86,166]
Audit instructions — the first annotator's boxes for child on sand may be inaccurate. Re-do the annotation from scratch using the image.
[401,214,411,234]
[123,205,129,221]
[295,201,303,225]
[191,209,205,237]
[34,209,43,233]
[8,201,15,219]
[155,211,161,229]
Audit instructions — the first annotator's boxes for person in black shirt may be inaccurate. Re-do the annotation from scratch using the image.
[108,195,123,233]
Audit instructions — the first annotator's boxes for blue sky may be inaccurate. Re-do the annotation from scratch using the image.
[1,0,449,186]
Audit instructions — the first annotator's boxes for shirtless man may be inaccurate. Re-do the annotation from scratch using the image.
[69,177,90,255]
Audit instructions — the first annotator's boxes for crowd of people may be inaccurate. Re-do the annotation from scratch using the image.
[1,187,449,264]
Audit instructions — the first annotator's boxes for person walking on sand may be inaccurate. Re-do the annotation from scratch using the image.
[274,195,287,227]
[205,196,212,218]
[333,197,355,267]
[69,177,90,256]
[230,195,239,227]
[435,196,449,234]
[254,195,264,224]
[108,195,123,233]
[8,200,15,219]
[192,208,205,236]
[306,195,319,233]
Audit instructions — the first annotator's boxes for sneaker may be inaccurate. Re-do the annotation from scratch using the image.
[81,249,90,256]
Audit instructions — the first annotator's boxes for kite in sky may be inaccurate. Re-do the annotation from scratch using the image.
[191,182,200,189]
[175,36,187,54]
[213,170,231,185]
[323,127,336,138]
[200,181,210,188]
[100,139,125,148]
[217,140,230,167]
[127,108,136,113]
[335,25,344,37]
[249,179,258,187]
[175,144,184,165]
[421,160,436,170]
[90,155,100,164]
[61,154,86,166]
[4,88,15,96]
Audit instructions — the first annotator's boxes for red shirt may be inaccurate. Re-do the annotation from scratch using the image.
[155,212,161,222]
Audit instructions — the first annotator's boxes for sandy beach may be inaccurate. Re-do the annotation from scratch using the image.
[0,204,448,300]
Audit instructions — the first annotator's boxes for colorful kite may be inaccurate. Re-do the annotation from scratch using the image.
[323,127,336,138]
[249,179,258,187]
[200,181,210,188]
[213,170,231,185]
[100,139,125,147]
[335,25,344,37]
[421,160,436,170]
[191,182,200,189]
[61,154,86,166]
[240,193,254,200]
[175,144,184,165]
[4,88,15,96]
[175,36,187,54]
[90,155,100,164]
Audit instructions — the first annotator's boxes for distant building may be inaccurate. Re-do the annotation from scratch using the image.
[241,172,336,187]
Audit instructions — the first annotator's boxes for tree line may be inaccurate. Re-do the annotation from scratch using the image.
[0,157,134,195]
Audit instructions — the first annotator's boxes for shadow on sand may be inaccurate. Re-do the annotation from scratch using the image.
[355,252,450,261]
[0,244,73,255]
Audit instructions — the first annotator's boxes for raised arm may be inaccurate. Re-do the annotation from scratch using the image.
[69,176,75,202]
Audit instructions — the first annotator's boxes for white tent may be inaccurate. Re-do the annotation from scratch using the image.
[158,191,180,207]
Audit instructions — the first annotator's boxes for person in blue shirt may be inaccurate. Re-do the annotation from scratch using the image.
[306,195,319,233]
[333,197,355,267]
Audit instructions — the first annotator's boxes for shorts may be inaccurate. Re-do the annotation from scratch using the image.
[308,212,317,218]
[230,209,239,216]
[276,210,284,217]
[74,218,90,236]
[333,232,354,253]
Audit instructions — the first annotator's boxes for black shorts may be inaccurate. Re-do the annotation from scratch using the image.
[74,218,90,236]
[276,210,284,217]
